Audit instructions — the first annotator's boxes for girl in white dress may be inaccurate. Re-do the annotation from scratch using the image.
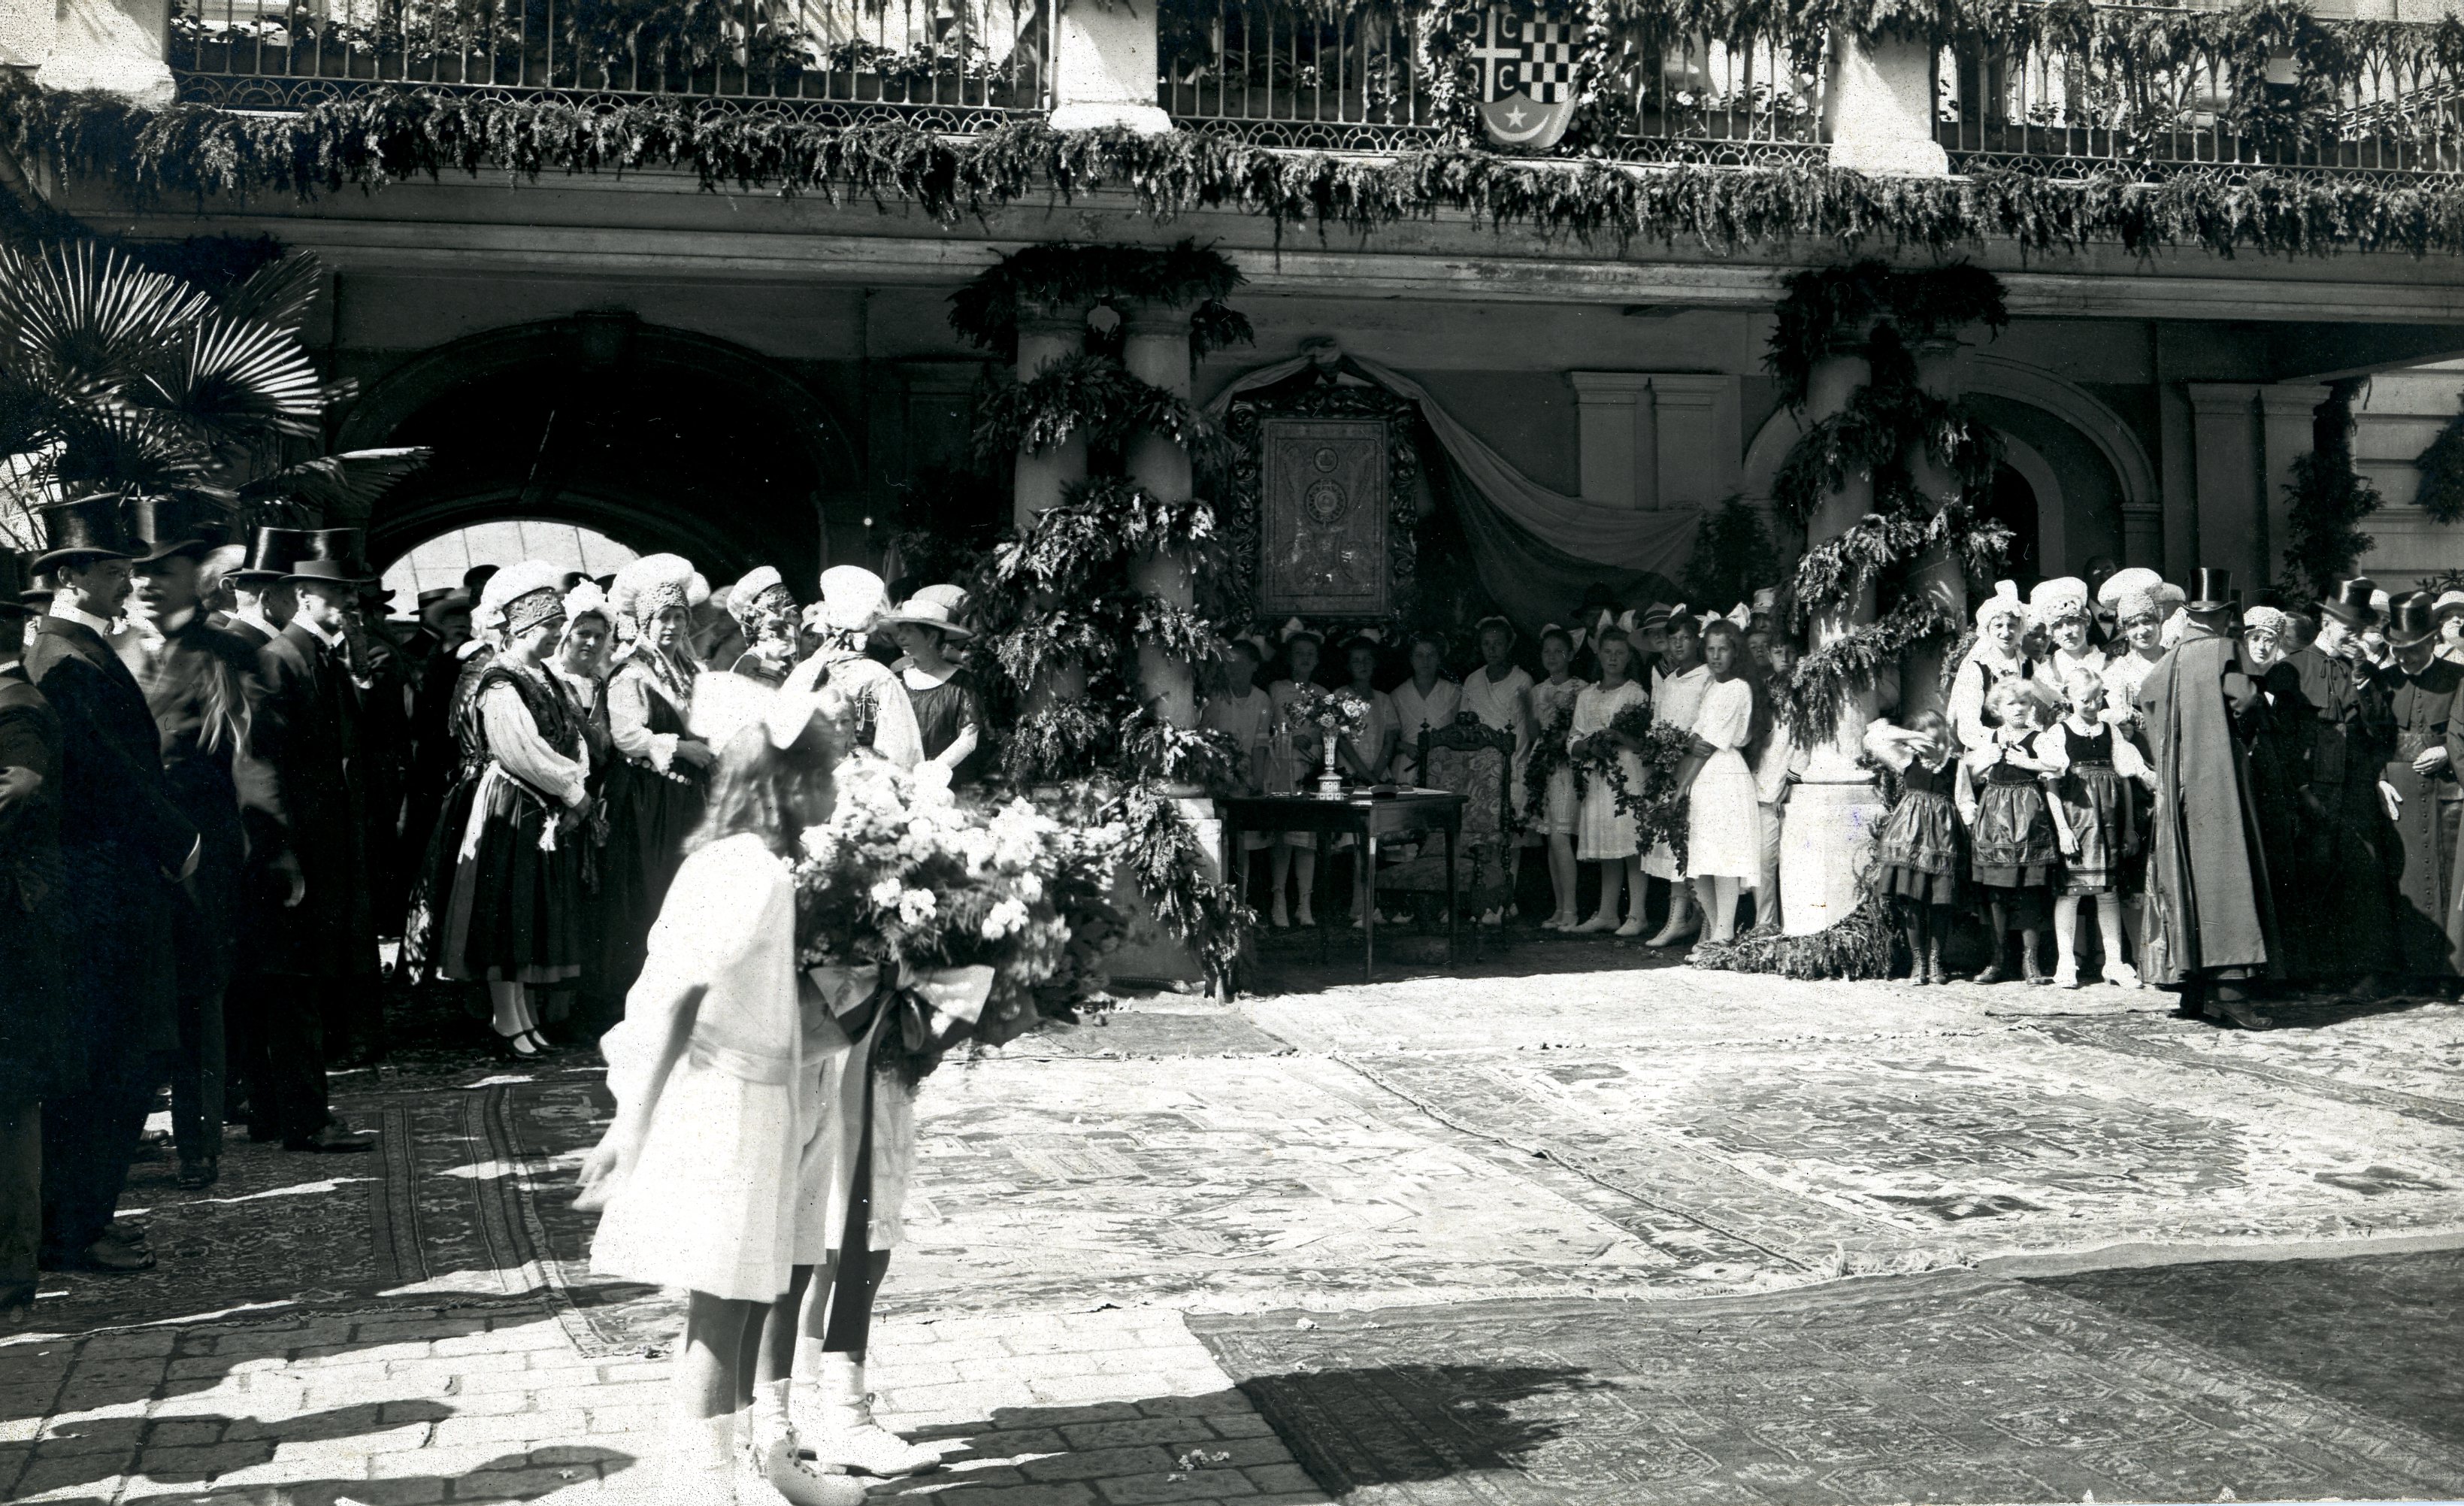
[1388,633,1462,787]
[1460,617,1535,926]
[1643,614,1712,947]
[1200,638,1276,898]
[1264,627,1325,928]
[1682,619,1769,947]
[1530,626,1588,931]
[580,689,860,1506]
[1571,628,1650,936]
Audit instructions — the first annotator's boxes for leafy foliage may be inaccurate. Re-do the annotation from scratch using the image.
[2411,393,2464,527]
[2276,379,2381,604]
[1687,892,1895,978]
[1678,495,1779,617]
[947,241,1251,361]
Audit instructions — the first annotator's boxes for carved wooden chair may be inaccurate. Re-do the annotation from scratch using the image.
[1376,714,1517,950]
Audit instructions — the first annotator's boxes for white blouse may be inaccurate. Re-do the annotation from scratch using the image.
[480,674,589,809]
[1691,676,1754,756]
[1651,664,1710,733]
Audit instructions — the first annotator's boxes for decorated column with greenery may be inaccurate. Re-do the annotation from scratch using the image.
[1901,336,1972,714]
[1014,298,1092,527]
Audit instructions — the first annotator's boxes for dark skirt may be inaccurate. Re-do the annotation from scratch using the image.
[2052,764,2133,895]
[401,766,482,983]
[442,771,586,982]
[1874,790,1960,907]
[596,756,707,1000]
[1972,778,2058,889]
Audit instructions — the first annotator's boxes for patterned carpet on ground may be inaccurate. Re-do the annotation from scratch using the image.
[1188,1269,2464,1505]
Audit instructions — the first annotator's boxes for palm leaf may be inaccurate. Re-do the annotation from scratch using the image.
[238,447,432,523]
[47,408,216,497]
[216,254,325,331]
[136,314,326,444]
[0,243,210,411]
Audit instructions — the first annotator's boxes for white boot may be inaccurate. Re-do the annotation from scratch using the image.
[794,1351,939,1478]
[660,1411,740,1506]
[746,1380,865,1506]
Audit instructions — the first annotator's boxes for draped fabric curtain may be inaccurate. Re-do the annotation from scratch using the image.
[1206,352,1699,633]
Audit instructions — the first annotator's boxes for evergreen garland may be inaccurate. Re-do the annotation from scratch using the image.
[1687,892,1895,980]
[2276,378,2382,602]
[14,79,2464,259]
[2412,393,2464,526]
[1678,495,1779,617]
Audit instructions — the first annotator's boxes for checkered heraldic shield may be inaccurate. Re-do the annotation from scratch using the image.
[1480,18,1576,104]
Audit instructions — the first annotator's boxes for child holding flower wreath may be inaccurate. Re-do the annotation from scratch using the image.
[1570,626,1651,935]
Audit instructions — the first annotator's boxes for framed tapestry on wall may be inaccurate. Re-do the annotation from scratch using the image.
[1220,376,1421,634]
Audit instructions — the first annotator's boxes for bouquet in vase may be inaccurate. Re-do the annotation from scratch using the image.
[793,756,1118,1083]
[1279,685,1374,787]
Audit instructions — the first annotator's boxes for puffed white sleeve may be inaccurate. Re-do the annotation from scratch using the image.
[1862,717,1914,772]
[1947,657,1991,751]
[2032,728,2071,775]
[607,670,678,772]
[2111,735,2151,781]
[1693,680,1753,753]
[482,683,589,808]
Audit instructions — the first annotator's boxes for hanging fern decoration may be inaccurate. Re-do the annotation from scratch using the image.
[2414,394,2464,526]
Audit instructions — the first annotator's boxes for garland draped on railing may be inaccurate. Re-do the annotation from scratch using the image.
[955,244,1257,983]
[14,80,2464,259]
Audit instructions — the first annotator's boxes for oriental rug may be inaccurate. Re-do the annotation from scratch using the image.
[1188,1271,2464,1505]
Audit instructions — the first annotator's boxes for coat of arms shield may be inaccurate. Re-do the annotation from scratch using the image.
[1471,7,1579,151]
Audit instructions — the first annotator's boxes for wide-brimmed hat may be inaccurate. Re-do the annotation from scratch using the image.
[35,493,142,571]
[2318,576,2380,628]
[2386,590,2441,648]
[876,583,973,640]
[2187,568,2235,614]
[2432,589,2464,626]
[283,529,375,585]
[419,589,472,629]
[234,526,314,583]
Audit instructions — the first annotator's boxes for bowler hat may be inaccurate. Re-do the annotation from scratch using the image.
[2386,590,2441,648]
[283,529,375,585]
[2187,568,2235,613]
[2320,576,2380,629]
[235,527,313,583]
[35,493,141,571]
[0,551,34,618]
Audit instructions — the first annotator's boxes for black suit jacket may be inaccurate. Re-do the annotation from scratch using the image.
[253,622,376,977]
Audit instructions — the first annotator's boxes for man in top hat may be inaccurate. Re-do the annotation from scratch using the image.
[24,495,201,1271]
[2275,577,2399,995]
[2375,591,2464,989]
[226,527,310,650]
[238,538,379,1153]
[0,548,67,1314]
[2136,568,2281,1029]
[132,505,297,1189]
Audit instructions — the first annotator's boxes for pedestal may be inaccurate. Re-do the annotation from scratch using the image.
[1778,768,1883,937]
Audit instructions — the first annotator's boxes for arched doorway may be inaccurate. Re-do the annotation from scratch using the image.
[382,521,640,602]
[1981,462,2043,590]
[339,316,864,588]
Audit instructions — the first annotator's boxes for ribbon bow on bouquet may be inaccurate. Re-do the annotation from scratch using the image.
[807,959,999,1057]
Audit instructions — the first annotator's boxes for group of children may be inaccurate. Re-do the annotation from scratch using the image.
[1200,598,1797,950]
[1867,574,2163,987]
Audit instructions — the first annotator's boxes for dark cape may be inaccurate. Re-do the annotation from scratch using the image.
[0,665,68,1105]
[2136,632,2281,986]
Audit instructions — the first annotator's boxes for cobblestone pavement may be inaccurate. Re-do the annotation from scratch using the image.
[5,932,2461,1504]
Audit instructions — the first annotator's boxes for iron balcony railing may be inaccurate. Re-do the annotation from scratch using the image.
[1936,7,2464,174]
[169,0,1052,123]
[1158,2,1826,164]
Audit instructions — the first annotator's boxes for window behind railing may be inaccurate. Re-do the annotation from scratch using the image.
[1158,1,1824,162]
[1937,5,2464,173]
[170,0,1052,117]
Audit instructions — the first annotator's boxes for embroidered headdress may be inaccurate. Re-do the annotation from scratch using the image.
[1974,580,2027,631]
[609,553,709,638]
[479,559,566,639]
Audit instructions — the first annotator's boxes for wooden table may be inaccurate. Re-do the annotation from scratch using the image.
[1220,789,1468,982]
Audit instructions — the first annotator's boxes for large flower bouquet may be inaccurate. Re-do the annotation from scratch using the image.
[1524,699,1576,826]
[793,756,1121,1083]
[1279,684,1373,786]
[1570,701,1695,865]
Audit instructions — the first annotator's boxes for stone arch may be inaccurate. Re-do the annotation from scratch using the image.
[338,314,865,583]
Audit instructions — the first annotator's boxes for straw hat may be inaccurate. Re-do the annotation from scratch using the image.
[876,583,974,639]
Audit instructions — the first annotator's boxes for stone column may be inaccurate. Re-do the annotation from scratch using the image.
[1901,336,1969,717]
[1049,0,1170,133]
[1822,32,1949,176]
[32,0,175,105]
[1013,299,1088,529]
[2187,383,2262,588]
[2259,383,2327,595]
[1121,300,1198,736]
[1778,338,1885,937]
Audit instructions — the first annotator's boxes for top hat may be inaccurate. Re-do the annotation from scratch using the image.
[34,493,142,571]
[2318,575,2380,628]
[0,551,35,618]
[132,495,231,566]
[283,529,375,585]
[875,583,974,641]
[235,526,314,583]
[2386,590,2441,649]
[2187,568,2235,613]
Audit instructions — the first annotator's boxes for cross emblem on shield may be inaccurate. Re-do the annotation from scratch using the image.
[1471,7,1579,151]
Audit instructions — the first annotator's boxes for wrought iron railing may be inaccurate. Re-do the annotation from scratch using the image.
[169,0,1052,123]
[1936,8,2464,174]
[1158,2,1825,163]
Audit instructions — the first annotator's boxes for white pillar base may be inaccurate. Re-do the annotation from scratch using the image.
[1778,776,1883,937]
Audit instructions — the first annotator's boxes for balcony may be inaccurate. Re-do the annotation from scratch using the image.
[167,0,1052,126]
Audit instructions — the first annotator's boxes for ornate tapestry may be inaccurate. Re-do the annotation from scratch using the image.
[1260,419,1390,618]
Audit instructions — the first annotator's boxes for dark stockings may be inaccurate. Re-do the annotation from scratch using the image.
[1979,894,2045,982]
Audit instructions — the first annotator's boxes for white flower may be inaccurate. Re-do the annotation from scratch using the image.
[897,888,939,926]
[911,762,955,805]
[979,897,1030,940]
[1015,874,1044,905]
[869,877,906,908]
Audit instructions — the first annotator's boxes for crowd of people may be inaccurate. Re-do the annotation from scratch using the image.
[0,494,985,1322]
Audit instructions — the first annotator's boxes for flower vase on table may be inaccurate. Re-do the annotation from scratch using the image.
[1316,729,1345,796]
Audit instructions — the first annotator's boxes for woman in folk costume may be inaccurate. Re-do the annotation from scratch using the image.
[876,584,987,786]
[547,581,619,1033]
[580,681,864,1506]
[1678,615,1768,947]
[1571,623,1650,935]
[1461,616,1535,925]
[1200,634,1276,898]
[440,562,593,1058]
[1642,607,1712,947]
[2096,569,2169,747]
[1388,632,1462,788]
[1866,709,1962,983]
[1530,624,1588,932]
[2035,665,2156,988]
[1262,622,1327,929]
[1947,580,2038,754]
[1957,674,2063,983]
[2029,577,2101,699]
[402,577,503,982]
[728,567,802,689]
[782,566,925,771]
[603,555,719,1006]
